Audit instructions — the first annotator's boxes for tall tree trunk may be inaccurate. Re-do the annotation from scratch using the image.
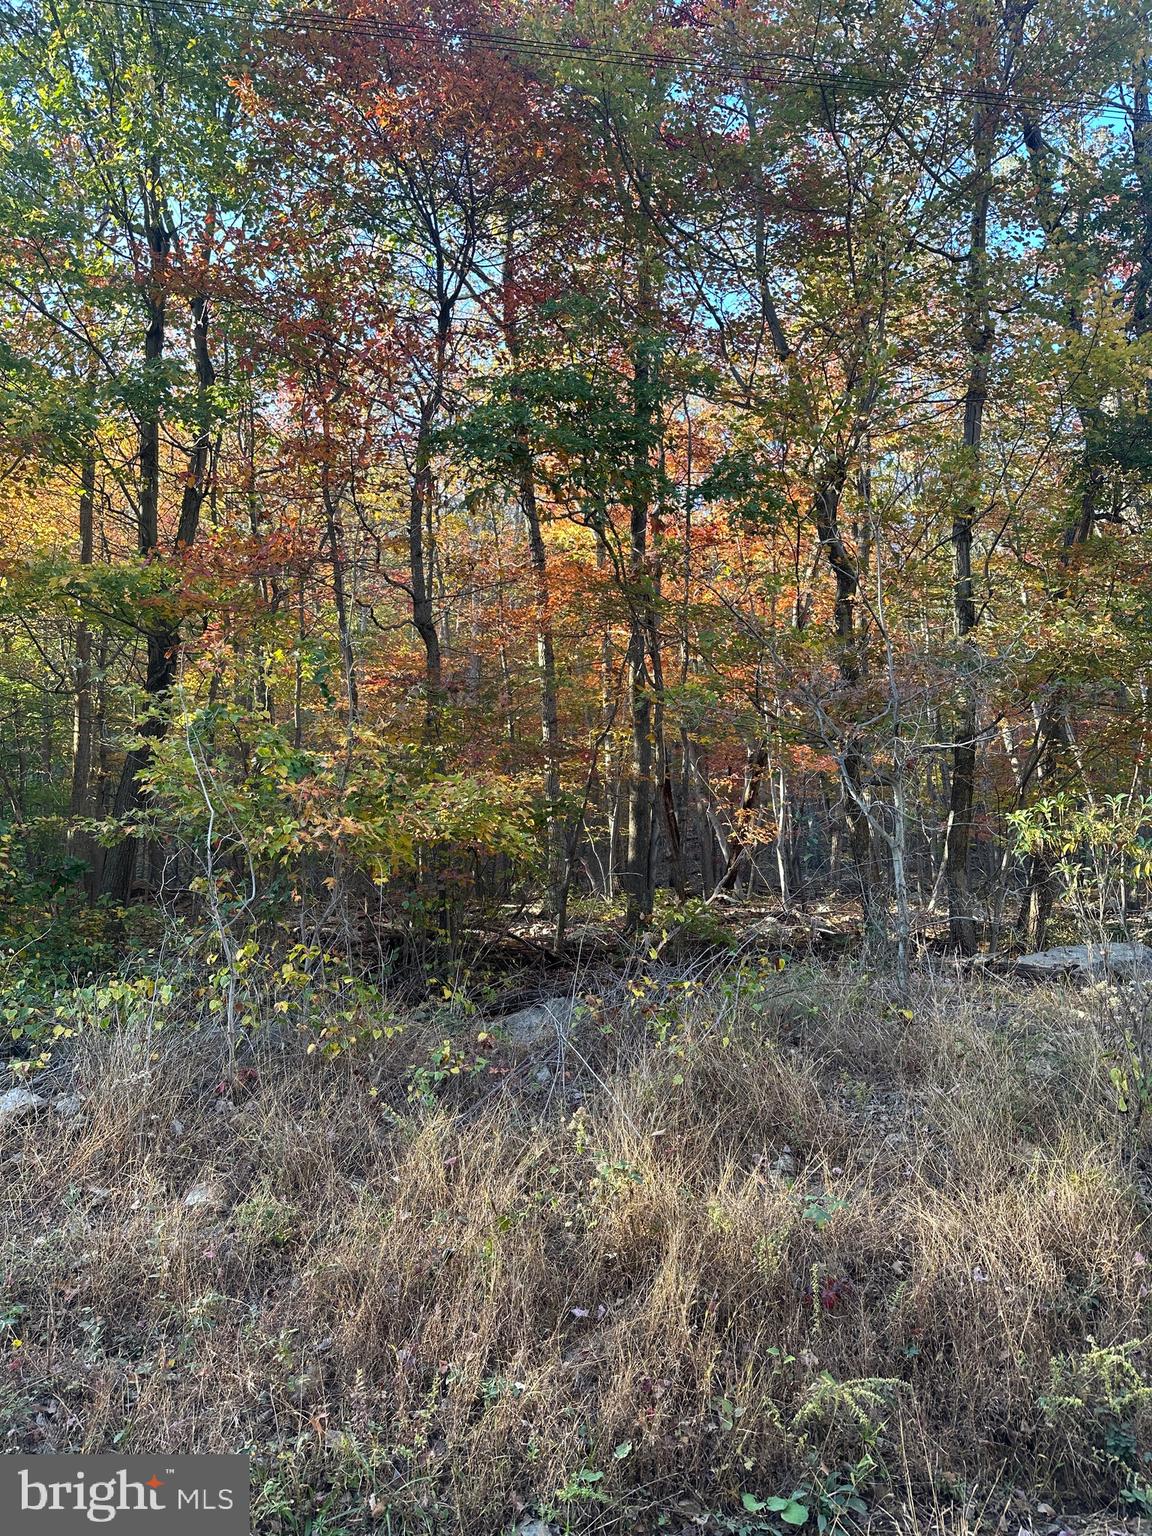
[176,292,215,550]
[624,619,654,929]
[524,462,566,938]
[102,270,216,901]
[501,244,565,940]
[596,530,619,899]
[648,626,685,901]
[409,435,442,733]
[1132,52,1152,372]
[813,467,876,924]
[409,299,452,737]
[770,753,790,908]
[69,452,98,894]
[102,225,170,901]
[946,17,997,955]
[623,188,659,933]
[320,459,359,731]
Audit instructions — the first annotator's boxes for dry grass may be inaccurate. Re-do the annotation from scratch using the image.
[1,957,1150,1535]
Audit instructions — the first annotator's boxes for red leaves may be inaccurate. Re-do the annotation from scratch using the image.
[803,1274,855,1312]
[819,1274,854,1312]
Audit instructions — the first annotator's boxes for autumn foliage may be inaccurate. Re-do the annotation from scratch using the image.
[1,0,1151,955]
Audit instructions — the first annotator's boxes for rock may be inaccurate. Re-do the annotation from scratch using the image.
[0,1086,46,1126]
[499,996,582,1046]
[1015,942,1152,981]
[517,1522,555,1536]
[750,916,788,942]
[183,1180,224,1213]
[52,1094,84,1120]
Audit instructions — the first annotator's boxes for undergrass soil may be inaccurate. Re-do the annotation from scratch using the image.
[1,957,1150,1536]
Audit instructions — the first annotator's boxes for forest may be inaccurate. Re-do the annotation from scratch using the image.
[0,0,1151,1531]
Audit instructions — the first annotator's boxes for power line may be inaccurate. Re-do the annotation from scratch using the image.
[52,0,1138,122]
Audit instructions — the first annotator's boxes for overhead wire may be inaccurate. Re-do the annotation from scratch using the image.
[40,0,1140,122]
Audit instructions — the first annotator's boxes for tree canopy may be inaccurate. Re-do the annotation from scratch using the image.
[1,0,1151,963]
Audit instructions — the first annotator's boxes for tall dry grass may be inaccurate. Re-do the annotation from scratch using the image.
[0,958,1149,1533]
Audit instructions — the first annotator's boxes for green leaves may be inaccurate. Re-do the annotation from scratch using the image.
[741,1491,811,1526]
[694,448,789,532]
[450,361,673,515]
[1,554,173,631]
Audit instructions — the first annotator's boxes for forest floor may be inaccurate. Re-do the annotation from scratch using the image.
[1,950,1151,1536]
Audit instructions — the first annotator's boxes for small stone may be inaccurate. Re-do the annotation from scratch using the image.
[517,1522,555,1536]
[52,1094,84,1120]
[0,1087,46,1125]
[183,1180,224,1212]
[499,997,582,1046]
